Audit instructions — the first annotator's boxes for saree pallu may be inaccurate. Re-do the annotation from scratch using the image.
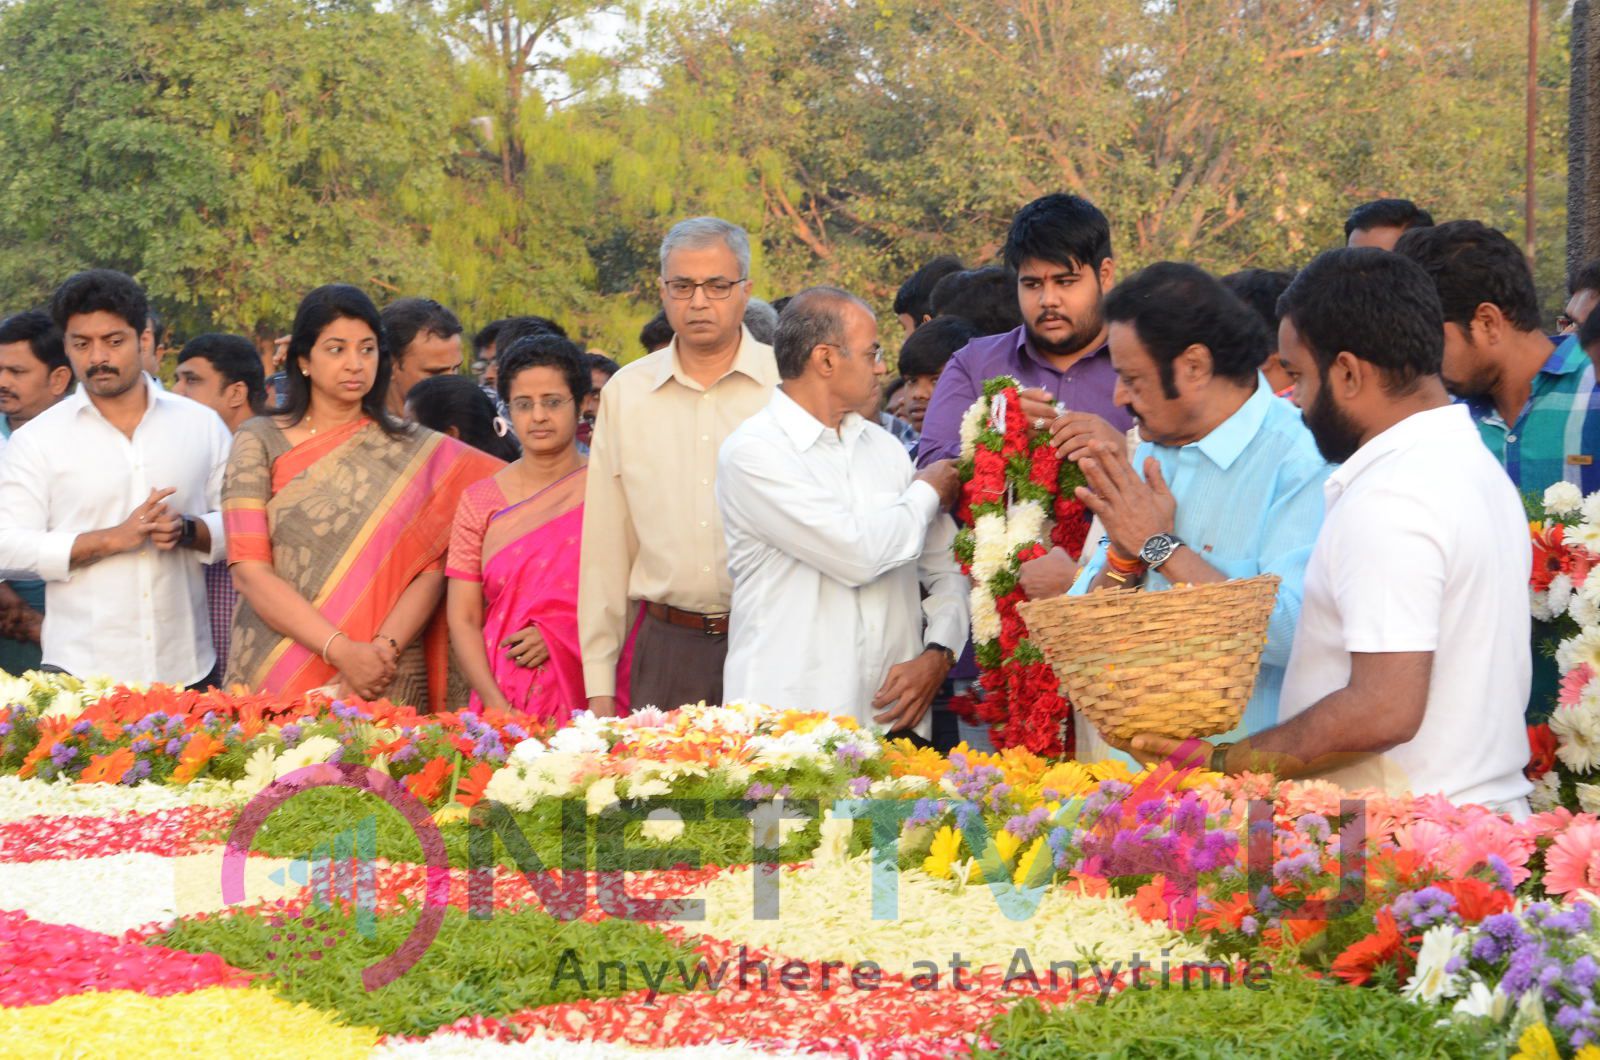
[465,468,633,722]
[223,417,503,710]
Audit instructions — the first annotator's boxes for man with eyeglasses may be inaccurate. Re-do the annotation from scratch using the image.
[579,216,779,715]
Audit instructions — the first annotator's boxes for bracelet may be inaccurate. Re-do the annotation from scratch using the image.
[321,630,346,663]
[377,634,399,653]
[1209,742,1234,774]
[1105,547,1146,574]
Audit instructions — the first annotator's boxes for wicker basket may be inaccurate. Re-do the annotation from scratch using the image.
[1016,575,1280,743]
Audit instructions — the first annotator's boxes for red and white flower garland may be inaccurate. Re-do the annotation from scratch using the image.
[952,377,1091,756]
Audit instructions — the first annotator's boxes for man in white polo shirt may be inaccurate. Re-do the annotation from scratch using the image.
[1132,247,1532,815]
[0,270,232,688]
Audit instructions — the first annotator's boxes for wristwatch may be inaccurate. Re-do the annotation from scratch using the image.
[179,516,198,548]
[1209,742,1234,774]
[926,643,957,667]
[1138,532,1183,570]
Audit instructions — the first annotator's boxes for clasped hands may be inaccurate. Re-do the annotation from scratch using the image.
[871,647,952,732]
[115,487,184,553]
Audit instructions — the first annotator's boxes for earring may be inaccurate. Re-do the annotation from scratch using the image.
[493,415,511,437]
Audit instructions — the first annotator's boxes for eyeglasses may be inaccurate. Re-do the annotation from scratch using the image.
[821,342,885,365]
[509,396,574,414]
[1558,314,1578,333]
[662,277,747,300]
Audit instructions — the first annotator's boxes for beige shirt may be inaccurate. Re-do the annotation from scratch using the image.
[579,327,779,697]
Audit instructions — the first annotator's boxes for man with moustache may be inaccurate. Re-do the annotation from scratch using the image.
[0,310,73,673]
[0,270,233,687]
[918,194,1137,602]
[1064,263,1329,764]
[1130,249,1533,816]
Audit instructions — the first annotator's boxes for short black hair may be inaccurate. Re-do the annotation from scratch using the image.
[1002,194,1112,273]
[884,376,906,401]
[1343,198,1435,239]
[146,308,166,345]
[1394,219,1541,333]
[897,315,976,378]
[1104,262,1267,398]
[1570,258,1600,296]
[178,333,266,414]
[497,332,590,408]
[1579,304,1600,354]
[406,374,518,460]
[1220,269,1296,355]
[638,310,674,353]
[1276,247,1444,393]
[769,295,793,315]
[773,286,870,381]
[0,310,67,373]
[49,269,148,335]
[893,255,965,323]
[381,298,463,363]
[493,316,568,366]
[586,352,622,380]
[929,267,1023,336]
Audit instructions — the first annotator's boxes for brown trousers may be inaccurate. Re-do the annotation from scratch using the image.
[628,611,728,711]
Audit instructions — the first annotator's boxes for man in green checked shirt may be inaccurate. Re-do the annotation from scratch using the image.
[1398,220,1600,726]
[1397,220,1600,501]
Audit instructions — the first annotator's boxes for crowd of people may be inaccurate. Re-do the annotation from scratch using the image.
[0,191,1595,816]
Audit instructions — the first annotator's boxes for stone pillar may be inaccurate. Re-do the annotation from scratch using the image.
[1570,0,1600,277]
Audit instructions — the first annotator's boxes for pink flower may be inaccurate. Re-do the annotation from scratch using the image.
[1276,779,1345,819]
[1544,818,1600,896]
[1392,818,1455,866]
[1560,664,1597,709]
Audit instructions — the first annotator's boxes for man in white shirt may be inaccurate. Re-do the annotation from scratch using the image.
[1131,248,1532,815]
[0,270,233,688]
[717,286,967,738]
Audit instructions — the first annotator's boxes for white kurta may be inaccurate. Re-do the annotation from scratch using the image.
[716,389,969,735]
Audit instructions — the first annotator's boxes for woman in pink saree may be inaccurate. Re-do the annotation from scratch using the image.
[446,334,632,721]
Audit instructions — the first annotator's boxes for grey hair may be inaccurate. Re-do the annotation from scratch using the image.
[742,298,778,344]
[773,286,871,380]
[659,217,752,277]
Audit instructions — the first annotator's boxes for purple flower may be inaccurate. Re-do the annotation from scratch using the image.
[744,781,775,801]
[121,759,153,785]
[835,744,866,765]
[70,720,91,736]
[847,776,872,797]
[1486,854,1516,893]
[1390,886,1459,931]
[1294,813,1330,841]
[0,721,11,737]
[390,743,418,764]
[1239,915,1258,936]
[49,742,76,767]
[280,724,303,747]
[164,737,185,756]
[1272,850,1320,885]
[906,798,943,830]
[1172,794,1206,833]
[504,724,528,741]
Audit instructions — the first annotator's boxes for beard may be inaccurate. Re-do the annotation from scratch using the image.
[1026,302,1105,359]
[1302,383,1365,464]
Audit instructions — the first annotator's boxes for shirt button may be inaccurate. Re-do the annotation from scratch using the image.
[701,434,711,442]
[1507,434,1518,443]
[699,520,709,528]
[701,478,710,486]
[701,565,711,573]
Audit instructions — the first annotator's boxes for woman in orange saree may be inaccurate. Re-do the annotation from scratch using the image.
[446,334,634,722]
[223,285,502,710]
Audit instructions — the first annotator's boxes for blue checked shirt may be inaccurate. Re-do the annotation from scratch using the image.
[1072,379,1332,759]
[1466,335,1600,498]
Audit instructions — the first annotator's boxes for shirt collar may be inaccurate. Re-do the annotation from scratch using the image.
[1188,376,1273,471]
[651,325,777,391]
[68,373,159,422]
[770,387,867,451]
[1545,333,1589,376]
[1326,403,1471,499]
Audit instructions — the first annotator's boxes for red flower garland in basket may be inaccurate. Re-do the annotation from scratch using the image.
[951,377,1090,756]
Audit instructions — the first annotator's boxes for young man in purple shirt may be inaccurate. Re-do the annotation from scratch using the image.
[918,193,1136,597]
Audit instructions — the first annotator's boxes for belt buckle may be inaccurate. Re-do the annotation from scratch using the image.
[705,613,729,637]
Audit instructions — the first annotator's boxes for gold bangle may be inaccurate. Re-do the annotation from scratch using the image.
[321,630,346,663]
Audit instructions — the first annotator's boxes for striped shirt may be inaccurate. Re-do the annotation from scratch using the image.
[1072,379,1332,753]
[1466,336,1600,497]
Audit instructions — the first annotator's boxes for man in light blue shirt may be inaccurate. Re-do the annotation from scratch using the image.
[1065,263,1330,764]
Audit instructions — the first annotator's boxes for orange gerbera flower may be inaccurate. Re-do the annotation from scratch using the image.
[1331,908,1404,986]
[403,756,454,804]
[1196,891,1254,933]
[80,747,137,785]
[1129,876,1170,924]
[1435,877,1515,924]
[455,761,496,808]
[171,731,227,784]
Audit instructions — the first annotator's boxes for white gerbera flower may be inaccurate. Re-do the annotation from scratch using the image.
[1551,699,1600,774]
[1582,490,1600,528]
[273,734,341,778]
[1403,925,1467,1004]
[1570,580,1600,628]
[640,808,686,842]
[1572,520,1600,556]
[584,775,621,816]
[1556,628,1600,675]
[1546,482,1585,518]
[1578,783,1600,815]
[1451,977,1510,1022]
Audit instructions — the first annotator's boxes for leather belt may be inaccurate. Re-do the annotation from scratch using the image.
[645,601,730,637]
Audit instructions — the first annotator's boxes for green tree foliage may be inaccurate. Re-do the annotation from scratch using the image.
[0,0,1575,355]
